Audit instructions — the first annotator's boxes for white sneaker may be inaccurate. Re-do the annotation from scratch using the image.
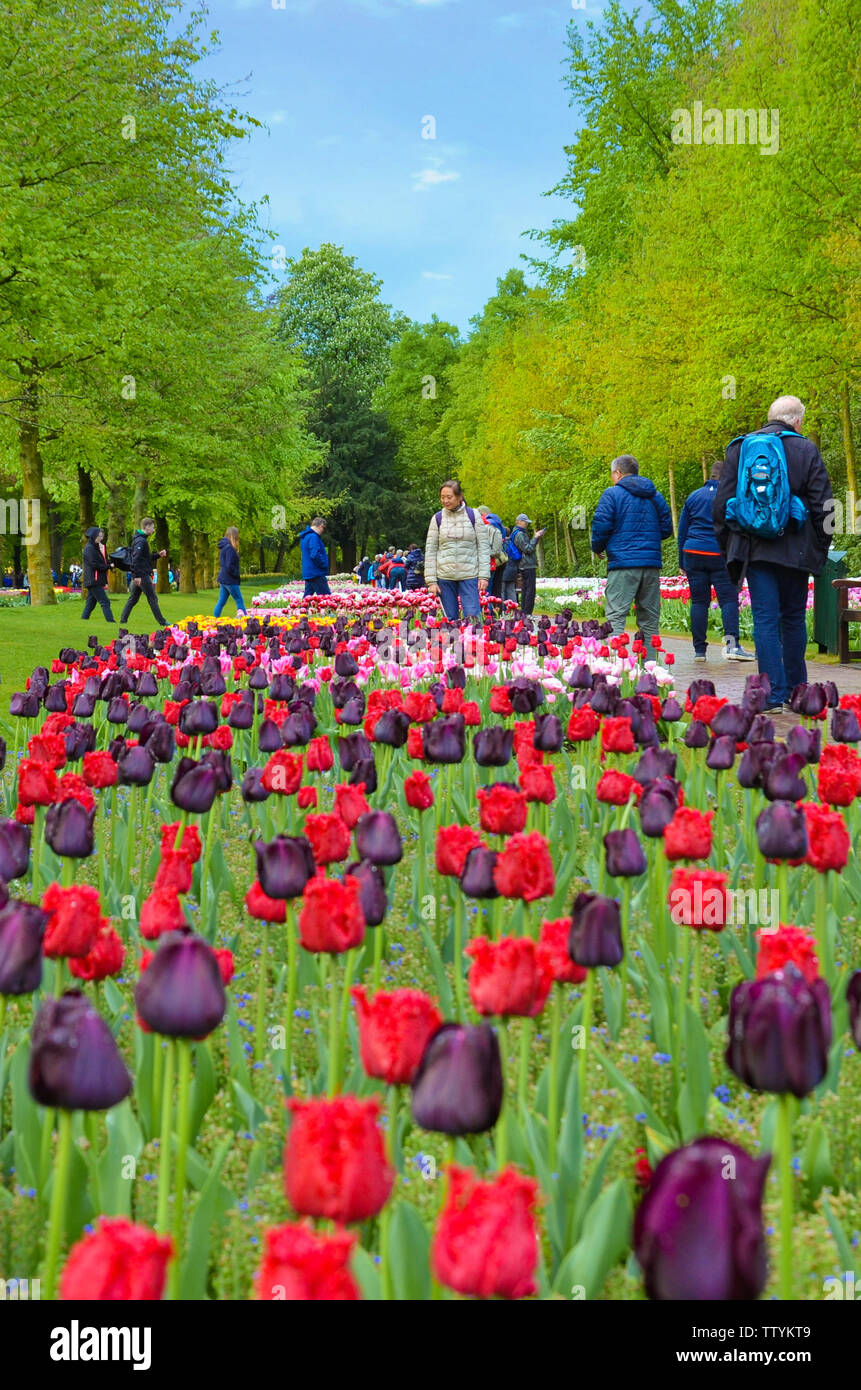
[724,638,755,661]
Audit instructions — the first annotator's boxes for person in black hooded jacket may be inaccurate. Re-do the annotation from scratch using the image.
[119,517,168,627]
[213,526,247,617]
[81,526,115,623]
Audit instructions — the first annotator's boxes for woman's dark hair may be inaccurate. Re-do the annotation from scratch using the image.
[709,460,724,481]
[440,479,463,498]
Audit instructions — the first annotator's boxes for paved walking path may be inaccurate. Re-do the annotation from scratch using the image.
[659,634,861,709]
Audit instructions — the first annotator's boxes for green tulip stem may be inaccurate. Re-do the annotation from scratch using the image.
[0,994,6,1035]
[453,892,466,1022]
[61,856,75,888]
[814,872,829,983]
[255,921,269,1063]
[156,1038,175,1235]
[31,805,42,897]
[327,954,340,1096]
[337,947,356,1091]
[373,922,384,992]
[43,1108,73,1301]
[777,861,789,923]
[380,1086,399,1300]
[172,810,188,853]
[578,968,595,1102]
[285,905,297,1092]
[777,1092,794,1300]
[168,1040,193,1300]
[125,784,138,894]
[495,1019,510,1170]
[692,930,703,1012]
[517,1015,532,1112]
[547,987,562,1172]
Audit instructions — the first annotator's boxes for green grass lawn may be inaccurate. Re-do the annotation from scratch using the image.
[0,579,283,695]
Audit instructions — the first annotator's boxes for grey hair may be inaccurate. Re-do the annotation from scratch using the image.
[611,455,639,477]
[768,395,805,425]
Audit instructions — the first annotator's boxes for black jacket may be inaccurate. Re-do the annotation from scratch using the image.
[128,530,155,579]
[82,528,108,588]
[713,420,833,583]
[217,537,241,585]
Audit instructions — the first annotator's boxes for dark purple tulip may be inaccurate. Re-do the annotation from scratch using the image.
[355,811,403,866]
[200,668,226,698]
[635,671,659,697]
[340,697,365,726]
[848,972,861,1050]
[634,1137,769,1301]
[603,828,647,878]
[762,751,807,802]
[106,696,129,725]
[126,703,150,735]
[140,721,175,763]
[737,741,778,789]
[0,879,7,911]
[590,682,619,716]
[268,672,296,702]
[507,677,544,714]
[179,700,219,737]
[790,682,826,718]
[338,731,373,773]
[533,712,563,754]
[241,767,271,803]
[136,671,159,698]
[170,758,218,814]
[344,860,388,926]
[44,683,69,714]
[72,692,97,718]
[683,719,709,750]
[633,747,676,785]
[248,667,269,691]
[831,708,861,743]
[568,663,593,690]
[686,678,716,704]
[373,709,410,749]
[706,735,736,772]
[661,697,683,722]
[445,666,466,691]
[755,802,807,860]
[227,699,253,731]
[331,679,362,712]
[473,726,514,768]
[9,692,40,718]
[29,991,133,1110]
[350,757,378,794]
[568,892,623,967]
[824,681,839,708]
[460,846,500,899]
[744,671,771,704]
[334,652,359,679]
[200,749,232,794]
[255,835,315,900]
[710,703,752,742]
[258,718,283,752]
[748,714,775,744]
[284,703,316,744]
[117,744,155,786]
[726,965,831,1098]
[423,715,466,765]
[45,800,95,859]
[0,820,30,881]
[639,781,679,838]
[786,725,821,764]
[64,723,96,762]
[411,1022,503,1136]
[0,900,47,994]
[135,932,226,1039]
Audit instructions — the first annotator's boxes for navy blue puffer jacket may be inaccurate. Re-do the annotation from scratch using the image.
[677,480,722,565]
[591,476,673,570]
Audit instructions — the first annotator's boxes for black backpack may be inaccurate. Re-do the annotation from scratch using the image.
[109,546,131,572]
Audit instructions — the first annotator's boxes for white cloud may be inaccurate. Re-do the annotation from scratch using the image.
[421,270,453,279]
[412,165,461,192]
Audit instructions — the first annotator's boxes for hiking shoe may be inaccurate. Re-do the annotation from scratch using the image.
[724,638,755,661]
[693,650,708,662]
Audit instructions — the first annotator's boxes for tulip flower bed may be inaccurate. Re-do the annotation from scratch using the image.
[1,606,861,1303]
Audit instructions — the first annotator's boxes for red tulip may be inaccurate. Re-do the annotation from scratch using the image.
[435,823,483,878]
[256,1223,359,1301]
[351,986,443,1085]
[477,784,528,836]
[596,770,642,805]
[160,822,202,862]
[406,726,424,759]
[17,759,58,807]
[68,927,125,983]
[297,876,365,954]
[244,880,288,923]
[153,849,193,897]
[489,687,514,717]
[493,832,555,901]
[663,807,713,862]
[304,813,352,866]
[59,1217,173,1300]
[42,882,106,959]
[755,924,819,984]
[333,783,370,829]
[404,770,434,811]
[519,763,555,804]
[465,935,552,1017]
[601,717,635,755]
[667,868,730,930]
[284,1095,394,1224]
[566,707,599,743]
[802,802,850,873]
[27,733,67,769]
[262,749,304,796]
[82,750,119,789]
[432,1165,540,1299]
[297,785,318,809]
[403,691,437,724]
[139,889,187,941]
[306,737,334,773]
[537,917,587,984]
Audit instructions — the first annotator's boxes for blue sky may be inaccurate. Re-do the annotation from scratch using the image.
[183,0,600,331]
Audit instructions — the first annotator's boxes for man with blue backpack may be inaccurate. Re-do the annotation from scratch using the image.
[714,396,833,710]
[678,462,754,662]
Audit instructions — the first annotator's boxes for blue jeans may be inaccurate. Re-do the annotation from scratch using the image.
[214,583,247,616]
[745,562,809,705]
[303,576,330,596]
[683,553,740,652]
[438,577,481,621]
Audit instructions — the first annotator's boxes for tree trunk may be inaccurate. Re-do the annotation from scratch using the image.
[47,499,63,575]
[258,539,266,574]
[667,462,678,534]
[341,536,356,572]
[202,534,214,590]
[841,381,857,535]
[193,532,206,589]
[179,517,197,594]
[18,382,56,605]
[133,474,148,526]
[78,465,94,535]
[155,513,170,593]
[563,519,575,572]
[701,454,708,484]
[274,536,287,572]
[107,487,129,593]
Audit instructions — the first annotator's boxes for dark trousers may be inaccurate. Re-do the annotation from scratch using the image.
[303,576,331,596]
[490,565,505,599]
[745,562,809,706]
[519,568,537,615]
[683,553,740,652]
[82,584,115,622]
[120,574,167,627]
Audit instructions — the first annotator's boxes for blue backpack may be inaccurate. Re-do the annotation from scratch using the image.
[503,525,524,561]
[725,430,807,538]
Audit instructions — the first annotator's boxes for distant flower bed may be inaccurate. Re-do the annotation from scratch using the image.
[0,588,80,608]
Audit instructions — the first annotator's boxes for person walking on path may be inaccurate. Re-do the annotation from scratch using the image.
[213,526,248,618]
[591,454,673,643]
[119,518,168,628]
[81,526,115,623]
[424,479,491,622]
[404,543,424,590]
[477,505,508,599]
[299,518,330,597]
[713,395,833,710]
[678,463,753,662]
[501,514,545,614]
